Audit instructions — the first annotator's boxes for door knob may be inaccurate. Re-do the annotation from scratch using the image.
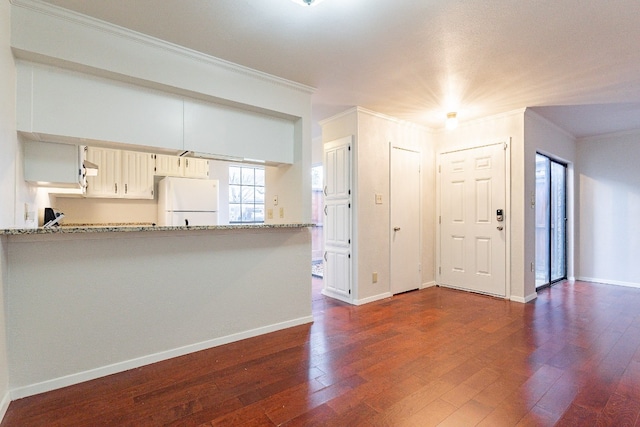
[497,226,503,231]
[393,227,401,231]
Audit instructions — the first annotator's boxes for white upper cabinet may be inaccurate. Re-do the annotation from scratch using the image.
[154,154,183,177]
[183,99,295,164]
[154,155,209,179]
[183,158,209,178]
[17,63,184,151]
[85,147,121,198]
[85,147,154,199]
[121,151,155,199]
[23,140,83,187]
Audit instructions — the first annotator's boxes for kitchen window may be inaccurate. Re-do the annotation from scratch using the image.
[229,166,265,223]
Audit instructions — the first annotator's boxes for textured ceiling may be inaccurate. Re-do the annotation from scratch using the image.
[40,0,640,137]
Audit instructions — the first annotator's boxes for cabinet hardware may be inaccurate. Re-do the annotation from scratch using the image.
[125,183,128,194]
[324,251,327,262]
[324,205,328,216]
[115,183,118,193]
[323,186,327,196]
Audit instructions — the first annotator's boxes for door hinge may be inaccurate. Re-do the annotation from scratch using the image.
[438,164,441,173]
[504,142,508,150]
[348,145,351,151]
[439,216,441,224]
[439,266,441,274]
[348,203,351,208]
[348,253,351,259]
[349,289,351,295]
[348,239,351,244]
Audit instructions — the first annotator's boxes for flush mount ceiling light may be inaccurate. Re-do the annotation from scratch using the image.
[290,0,327,6]
[446,112,458,130]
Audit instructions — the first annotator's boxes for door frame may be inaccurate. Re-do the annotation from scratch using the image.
[389,144,422,295]
[435,140,511,299]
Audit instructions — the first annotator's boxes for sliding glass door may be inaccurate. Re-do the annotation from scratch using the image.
[535,154,567,288]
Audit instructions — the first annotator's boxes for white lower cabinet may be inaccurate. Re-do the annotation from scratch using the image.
[85,147,154,199]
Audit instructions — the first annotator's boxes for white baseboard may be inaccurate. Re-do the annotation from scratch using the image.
[354,292,392,306]
[10,315,314,400]
[0,391,10,423]
[576,276,640,289]
[510,292,537,303]
[421,281,436,289]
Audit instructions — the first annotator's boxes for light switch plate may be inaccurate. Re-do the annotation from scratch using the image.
[375,193,383,204]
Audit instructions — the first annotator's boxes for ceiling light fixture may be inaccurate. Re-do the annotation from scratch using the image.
[446,112,458,130]
[290,0,327,6]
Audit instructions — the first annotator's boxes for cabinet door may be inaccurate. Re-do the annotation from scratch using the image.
[183,158,209,178]
[155,154,184,177]
[85,147,121,197]
[122,151,155,199]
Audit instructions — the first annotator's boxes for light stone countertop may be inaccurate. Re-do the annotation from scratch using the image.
[0,223,315,236]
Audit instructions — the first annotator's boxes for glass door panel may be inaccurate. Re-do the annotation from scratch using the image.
[535,154,567,289]
[551,161,567,282]
[535,155,550,288]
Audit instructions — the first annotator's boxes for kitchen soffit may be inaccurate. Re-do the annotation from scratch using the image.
[38,0,640,137]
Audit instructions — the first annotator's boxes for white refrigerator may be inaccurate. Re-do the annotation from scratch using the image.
[157,177,219,226]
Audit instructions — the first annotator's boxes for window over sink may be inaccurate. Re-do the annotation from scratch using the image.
[229,166,265,223]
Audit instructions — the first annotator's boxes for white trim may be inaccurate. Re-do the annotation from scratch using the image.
[321,289,353,304]
[354,292,392,306]
[10,0,314,95]
[576,276,640,289]
[0,392,10,422]
[510,292,537,303]
[421,281,436,289]
[9,315,313,400]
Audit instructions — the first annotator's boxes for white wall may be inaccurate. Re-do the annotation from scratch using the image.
[524,110,577,283]
[321,108,434,304]
[7,228,312,397]
[436,110,529,301]
[576,130,640,287]
[0,0,15,418]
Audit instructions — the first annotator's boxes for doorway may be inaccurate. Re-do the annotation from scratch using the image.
[535,154,567,289]
[390,146,421,294]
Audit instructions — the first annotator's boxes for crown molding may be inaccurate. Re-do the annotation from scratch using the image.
[10,0,315,95]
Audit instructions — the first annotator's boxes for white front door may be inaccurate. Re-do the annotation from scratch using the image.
[439,143,507,297]
[390,146,421,294]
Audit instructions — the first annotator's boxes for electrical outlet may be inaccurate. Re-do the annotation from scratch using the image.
[279,207,284,218]
[372,272,378,283]
[267,209,273,219]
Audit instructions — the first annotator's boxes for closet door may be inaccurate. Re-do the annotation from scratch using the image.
[323,136,352,301]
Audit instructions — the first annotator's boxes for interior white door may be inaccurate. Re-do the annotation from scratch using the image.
[390,146,421,294]
[323,136,352,301]
[439,143,506,297]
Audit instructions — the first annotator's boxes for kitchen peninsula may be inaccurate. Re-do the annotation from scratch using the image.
[1,224,312,398]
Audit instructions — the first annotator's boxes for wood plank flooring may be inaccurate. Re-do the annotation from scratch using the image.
[3,278,640,426]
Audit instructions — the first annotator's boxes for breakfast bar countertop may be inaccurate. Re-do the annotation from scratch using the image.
[0,223,315,236]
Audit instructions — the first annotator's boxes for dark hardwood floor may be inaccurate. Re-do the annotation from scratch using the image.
[3,278,640,426]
